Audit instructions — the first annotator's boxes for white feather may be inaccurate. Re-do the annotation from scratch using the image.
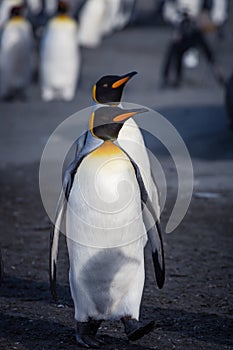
[118,118,160,219]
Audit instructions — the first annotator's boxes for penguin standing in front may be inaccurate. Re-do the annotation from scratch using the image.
[50,105,165,348]
[40,0,80,101]
[0,5,34,100]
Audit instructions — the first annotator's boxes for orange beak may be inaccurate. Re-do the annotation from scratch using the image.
[112,76,131,89]
[113,111,138,122]
[112,71,137,89]
[113,108,148,122]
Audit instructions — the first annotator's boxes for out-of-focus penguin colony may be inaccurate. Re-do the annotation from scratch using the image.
[0,0,228,101]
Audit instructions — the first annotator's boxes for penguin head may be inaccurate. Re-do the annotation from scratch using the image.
[10,5,24,18]
[92,71,138,104]
[89,106,148,141]
[58,0,69,14]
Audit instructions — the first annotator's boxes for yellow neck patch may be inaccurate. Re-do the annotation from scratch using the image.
[54,14,71,22]
[10,16,24,23]
[89,112,97,138]
[92,84,98,103]
[91,141,122,157]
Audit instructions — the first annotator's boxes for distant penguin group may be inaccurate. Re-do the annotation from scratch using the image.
[50,72,165,347]
[0,1,137,102]
[0,1,81,102]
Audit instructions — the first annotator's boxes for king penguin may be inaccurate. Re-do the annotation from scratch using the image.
[0,5,34,100]
[40,0,80,101]
[50,106,165,348]
[77,71,160,221]
[0,0,23,32]
[79,0,106,48]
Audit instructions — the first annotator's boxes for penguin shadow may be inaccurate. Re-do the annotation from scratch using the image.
[0,274,72,305]
[0,311,75,349]
[145,306,233,347]
[79,248,140,315]
[1,275,232,348]
[99,334,155,350]
[0,310,154,350]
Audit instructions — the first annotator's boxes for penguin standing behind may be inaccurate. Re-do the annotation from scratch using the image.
[50,106,165,347]
[0,5,34,100]
[40,1,80,101]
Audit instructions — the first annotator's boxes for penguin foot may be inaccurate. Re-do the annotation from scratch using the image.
[122,317,155,341]
[76,321,104,348]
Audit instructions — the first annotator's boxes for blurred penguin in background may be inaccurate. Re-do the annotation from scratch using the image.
[79,0,135,48]
[26,0,57,17]
[0,0,23,32]
[0,4,34,101]
[44,0,58,17]
[40,0,81,101]
[26,0,43,16]
[102,0,135,36]
[78,0,106,48]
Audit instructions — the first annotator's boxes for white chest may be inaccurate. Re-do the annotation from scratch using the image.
[66,142,146,248]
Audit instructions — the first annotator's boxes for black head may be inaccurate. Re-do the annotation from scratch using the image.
[58,0,69,14]
[10,5,24,18]
[92,71,137,104]
[89,106,148,141]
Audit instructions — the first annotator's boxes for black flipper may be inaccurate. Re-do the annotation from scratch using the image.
[119,146,165,289]
[49,132,103,301]
[75,130,88,158]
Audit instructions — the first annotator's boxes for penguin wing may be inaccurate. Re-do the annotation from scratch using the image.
[74,130,88,158]
[49,157,81,301]
[122,150,165,289]
[50,133,88,301]
[50,131,103,301]
[151,171,161,218]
